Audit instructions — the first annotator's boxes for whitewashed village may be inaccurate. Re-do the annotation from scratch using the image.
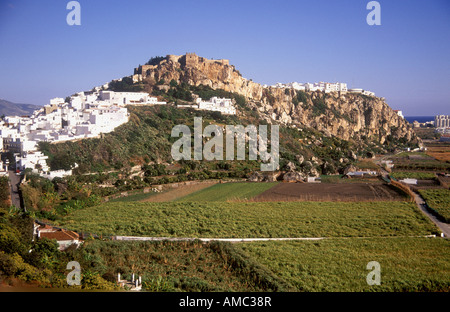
[0,84,241,179]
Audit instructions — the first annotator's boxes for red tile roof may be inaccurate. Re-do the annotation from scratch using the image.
[40,229,79,241]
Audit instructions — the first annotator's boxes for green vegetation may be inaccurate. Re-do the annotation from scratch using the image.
[55,201,438,238]
[20,173,102,221]
[36,93,379,182]
[73,240,291,292]
[354,160,379,170]
[37,105,249,174]
[0,200,118,289]
[390,171,437,180]
[145,56,165,66]
[292,90,309,107]
[0,176,11,210]
[176,182,277,202]
[239,238,450,292]
[391,159,450,172]
[312,94,327,117]
[419,189,450,223]
[108,191,158,203]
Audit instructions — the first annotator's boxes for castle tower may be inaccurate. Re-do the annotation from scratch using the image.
[185,52,198,67]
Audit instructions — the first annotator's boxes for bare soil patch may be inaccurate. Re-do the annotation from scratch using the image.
[253,182,406,202]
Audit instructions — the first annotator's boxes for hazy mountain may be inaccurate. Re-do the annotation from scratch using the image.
[0,99,41,117]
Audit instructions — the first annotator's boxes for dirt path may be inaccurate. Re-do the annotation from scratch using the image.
[141,181,218,202]
[113,235,438,242]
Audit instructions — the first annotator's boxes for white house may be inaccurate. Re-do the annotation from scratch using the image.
[394,110,404,118]
[196,97,236,115]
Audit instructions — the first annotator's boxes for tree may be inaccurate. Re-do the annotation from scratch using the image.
[169,79,178,88]
[145,56,165,66]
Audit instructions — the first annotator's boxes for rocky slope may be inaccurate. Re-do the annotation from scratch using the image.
[133,53,420,147]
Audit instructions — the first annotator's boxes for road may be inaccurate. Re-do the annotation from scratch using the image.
[8,170,24,211]
[412,190,450,238]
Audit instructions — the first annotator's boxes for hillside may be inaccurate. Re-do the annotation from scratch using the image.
[132,53,420,146]
[0,99,40,117]
[37,53,422,181]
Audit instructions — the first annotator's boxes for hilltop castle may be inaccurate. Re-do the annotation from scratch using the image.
[133,53,230,83]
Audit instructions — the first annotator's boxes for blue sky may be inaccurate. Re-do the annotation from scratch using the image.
[0,0,449,115]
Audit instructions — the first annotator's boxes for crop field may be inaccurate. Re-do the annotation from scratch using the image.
[253,183,406,202]
[388,148,450,172]
[426,146,450,163]
[238,238,450,292]
[390,171,437,180]
[319,175,382,184]
[55,201,438,238]
[176,182,278,202]
[354,160,380,170]
[73,240,286,292]
[419,189,450,223]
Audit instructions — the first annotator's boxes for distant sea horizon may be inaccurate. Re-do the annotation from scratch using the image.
[404,116,434,124]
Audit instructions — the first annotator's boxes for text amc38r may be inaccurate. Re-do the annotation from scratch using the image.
[179,296,272,309]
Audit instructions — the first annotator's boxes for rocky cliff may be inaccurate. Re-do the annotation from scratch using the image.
[133,53,420,147]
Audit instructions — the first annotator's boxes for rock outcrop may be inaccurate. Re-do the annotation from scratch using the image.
[133,53,420,147]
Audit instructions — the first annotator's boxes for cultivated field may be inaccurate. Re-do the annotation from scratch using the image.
[388,150,450,172]
[239,238,450,292]
[253,182,406,202]
[390,171,437,180]
[55,201,438,238]
[72,237,450,292]
[176,182,278,202]
[142,181,218,202]
[74,240,284,292]
[426,145,450,163]
[419,189,450,223]
[50,175,449,292]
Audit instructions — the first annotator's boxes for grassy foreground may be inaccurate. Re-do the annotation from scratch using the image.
[239,237,450,292]
[56,201,439,238]
[72,237,450,292]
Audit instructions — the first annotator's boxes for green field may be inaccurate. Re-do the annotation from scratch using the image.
[108,191,158,203]
[56,201,439,238]
[419,189,450,223]
[73,239,284,292]
[176,182,278,202]
[70,237,450,292]
[390,171,437,180]
[239,238,450,291]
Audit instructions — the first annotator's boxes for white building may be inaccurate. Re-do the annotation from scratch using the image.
[98,91,166,106]
[271,81,349,93]
[272,82,307,91]
[304,82,347,93]
[0,89,153,177]
[363,90,375,96]
[349,88,375,97]
[16,151,50,172]
[196,97,236,115]
[435,115,450,128]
